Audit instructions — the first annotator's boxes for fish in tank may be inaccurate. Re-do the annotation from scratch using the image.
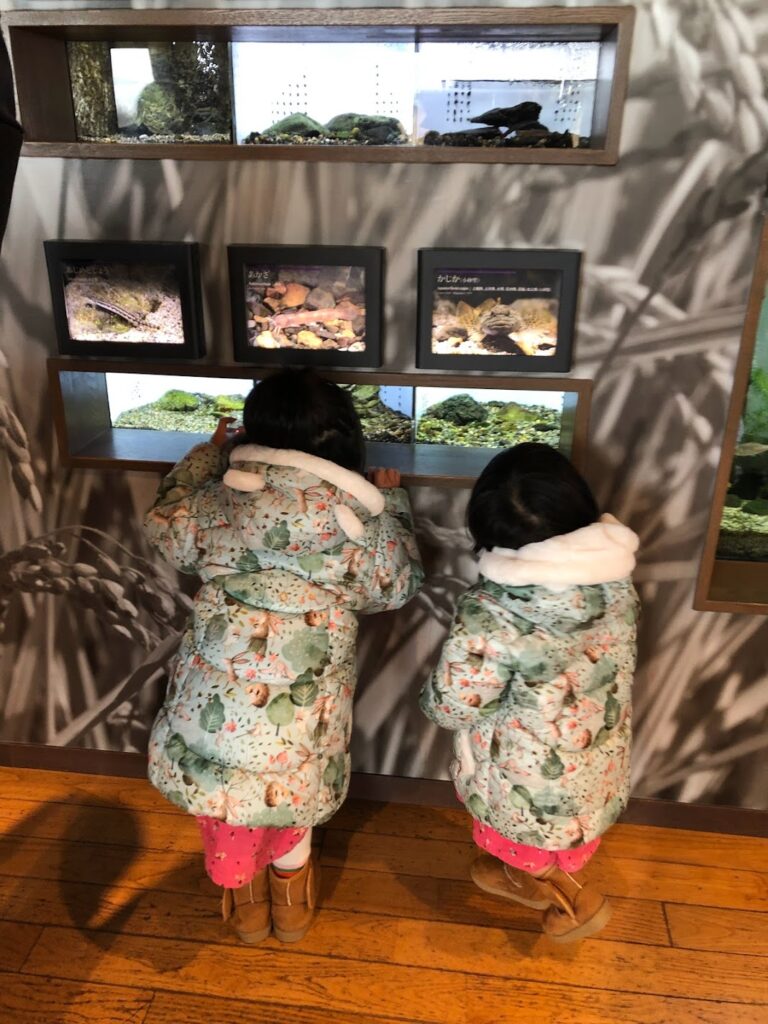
[717,284,768,562]
[414,388,563,449]
[245,264,367,352]
[232,40,412,145]
[431,268,560,358]
[107,375,253,434]
[340,385,413,443]
[67,40,232,143]
[416,40,599,149]
[62,261,184,345]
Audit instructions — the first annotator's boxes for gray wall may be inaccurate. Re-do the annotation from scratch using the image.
[1,0,767,808]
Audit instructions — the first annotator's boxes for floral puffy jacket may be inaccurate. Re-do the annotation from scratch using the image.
[421,518,639,850]
[145,442,423,828]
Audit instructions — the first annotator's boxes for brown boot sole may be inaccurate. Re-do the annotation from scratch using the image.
[470,864,551,910]
[233,923,272,945]
[273,921,314,943]
[546,899,612,944]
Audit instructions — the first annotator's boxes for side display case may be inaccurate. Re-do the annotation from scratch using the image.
[695,219,768,613]
[47,359,591,486]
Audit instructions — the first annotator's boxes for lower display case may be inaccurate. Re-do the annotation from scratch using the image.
[47,359,591,486]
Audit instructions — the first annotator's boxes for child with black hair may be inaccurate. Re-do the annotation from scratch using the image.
[145,368,423,944]
[420,443,639,942]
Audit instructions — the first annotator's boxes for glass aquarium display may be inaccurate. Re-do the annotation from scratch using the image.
[232,40,413,145]
[414,387,563,449]
[107,375,253,434]
[717,282,768,562]
[341,384,413,443]
[68,40,232,143]
[416,40,599,148]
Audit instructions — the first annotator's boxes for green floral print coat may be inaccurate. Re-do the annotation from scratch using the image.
[145,442,424,828]
[420,516,639,850]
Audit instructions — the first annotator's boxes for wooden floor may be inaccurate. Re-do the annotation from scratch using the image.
[0,768,765,1024]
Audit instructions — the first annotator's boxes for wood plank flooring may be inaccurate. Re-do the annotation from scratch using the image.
[0,767,765,1024]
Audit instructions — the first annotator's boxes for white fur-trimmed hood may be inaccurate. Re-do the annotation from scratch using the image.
[222,444,385,542]
[477,514,638,590]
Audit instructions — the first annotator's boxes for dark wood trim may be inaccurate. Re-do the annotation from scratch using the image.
[8,29,76,143]
[0,742,764,837]
[694,218,768,615]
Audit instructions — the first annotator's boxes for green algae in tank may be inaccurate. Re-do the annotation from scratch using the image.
[108,375,252,434]
[340,385,413,444]
[717,283,768,562]
[414,387,562,449]
[68,40,232,143]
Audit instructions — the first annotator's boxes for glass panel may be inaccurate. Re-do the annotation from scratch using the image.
[414,387,564,448]
[416,40,599,148]
[62,259,183,345]
[232,41,414,145]
[340,384,414,443]
[717,282,768,562]
[68,40,232,143]
[106,375,253,433]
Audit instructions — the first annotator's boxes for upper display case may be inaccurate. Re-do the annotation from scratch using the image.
[5,7,635,166]
[47,359,591,486]
[695,219,768,614]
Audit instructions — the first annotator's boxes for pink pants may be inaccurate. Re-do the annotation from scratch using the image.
[473,820,600,875]
[197,817,308,889]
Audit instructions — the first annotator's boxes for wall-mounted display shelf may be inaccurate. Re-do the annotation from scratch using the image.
[47,359,591,486]
[695,219,768,614]
[6,7,634,166]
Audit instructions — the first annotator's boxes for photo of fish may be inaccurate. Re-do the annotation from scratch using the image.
[430,268,560,358]
[244,264,367,352]
[61,260,184,345]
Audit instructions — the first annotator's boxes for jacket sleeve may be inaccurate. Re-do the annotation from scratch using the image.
[143,442,228,574]
[354,486,424,614]
[420,593,517,731]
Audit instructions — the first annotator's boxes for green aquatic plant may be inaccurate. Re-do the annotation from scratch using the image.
[156,390,200,412]
[743,368,768,443]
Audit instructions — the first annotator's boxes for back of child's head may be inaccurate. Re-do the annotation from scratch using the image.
[240,368,365,473]
[468,442,599,553]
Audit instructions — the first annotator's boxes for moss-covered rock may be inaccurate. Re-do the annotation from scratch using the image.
[325,113,408,145]
[214,395,245,413]
[263,114,325,138]
[156,390,200,412]
[427,394,489,426]
[741,498,768,516]
[136,82,182,134]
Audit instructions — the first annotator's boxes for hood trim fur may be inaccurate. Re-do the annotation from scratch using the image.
[228,444,385,516]
[478,514,638,590]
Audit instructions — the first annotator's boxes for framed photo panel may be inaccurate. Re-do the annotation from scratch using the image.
[229,244,384,367]
[44,240,205,360]
[417,248,580,372]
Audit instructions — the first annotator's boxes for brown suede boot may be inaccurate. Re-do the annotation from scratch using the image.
[470,853,553,910]
[269,858,319,943]
[221,868,271,944]
[537,866,611,943]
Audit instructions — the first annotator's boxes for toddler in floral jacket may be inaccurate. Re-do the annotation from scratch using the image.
[145,369,423,944]
[421,443,639,942]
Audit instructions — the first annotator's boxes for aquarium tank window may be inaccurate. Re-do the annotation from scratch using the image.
[107,375,254,434]
[232,39,414,145]
[340,384,414,444]
[68,40,233,143]
[717,283,768,563]
[414,387,563,449]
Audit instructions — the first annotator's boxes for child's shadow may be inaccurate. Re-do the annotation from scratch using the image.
[0,795,209,974]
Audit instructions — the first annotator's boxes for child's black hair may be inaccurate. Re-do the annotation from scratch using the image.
[468,442,599,553]
[239,368,366,474]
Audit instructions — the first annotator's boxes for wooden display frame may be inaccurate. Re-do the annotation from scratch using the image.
[4,6,635,166]
[47,358,591,487]
[694,219,768,614]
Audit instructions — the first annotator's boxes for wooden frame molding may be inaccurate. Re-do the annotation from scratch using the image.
[4,6,635,166]
[694,218,768,614]
[47,358,592,486]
